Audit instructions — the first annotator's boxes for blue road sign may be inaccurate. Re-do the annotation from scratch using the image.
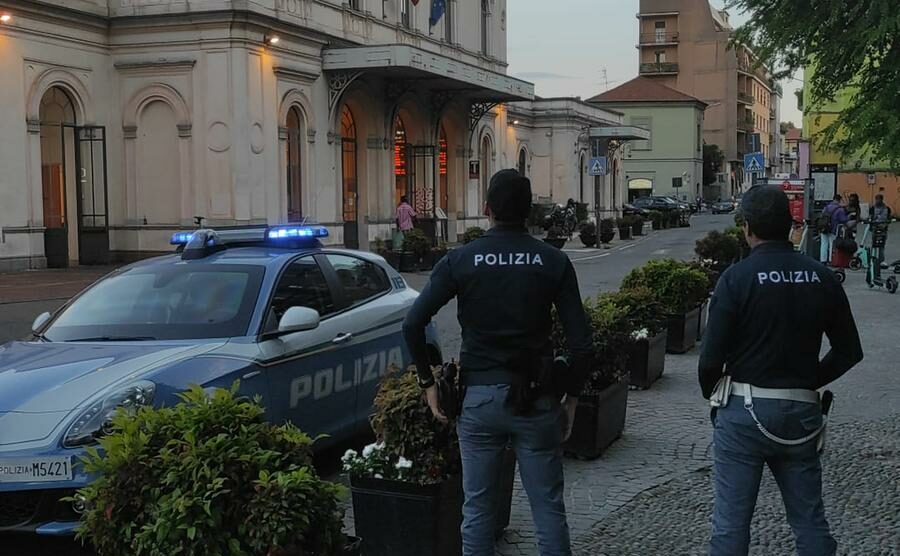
[588,156,607,176]
[744,152,765,173]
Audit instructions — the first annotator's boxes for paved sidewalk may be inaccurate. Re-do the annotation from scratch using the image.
[0,266,114,304]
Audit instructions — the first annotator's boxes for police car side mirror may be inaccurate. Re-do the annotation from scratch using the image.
[278,307,320,335]
[32,312,51,335]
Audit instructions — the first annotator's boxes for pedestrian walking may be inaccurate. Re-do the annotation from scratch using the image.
[403,169,593,556]
[869,193,892,224]
[818,194,849,263]
[395,195,417,233]
[699,185,864,556]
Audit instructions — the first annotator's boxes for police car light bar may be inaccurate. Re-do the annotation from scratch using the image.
[266,225,329,240]
[170,232,194,245]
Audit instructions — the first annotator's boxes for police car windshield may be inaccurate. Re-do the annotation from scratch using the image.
[44,264,264,342]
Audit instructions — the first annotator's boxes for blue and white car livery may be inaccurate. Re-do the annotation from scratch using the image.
[0,225,441,536]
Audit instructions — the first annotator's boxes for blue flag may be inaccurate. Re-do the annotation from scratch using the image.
[430,0,446,27]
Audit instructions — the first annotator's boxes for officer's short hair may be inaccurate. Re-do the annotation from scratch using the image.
[488,169,532,223]
[740,185,792,241]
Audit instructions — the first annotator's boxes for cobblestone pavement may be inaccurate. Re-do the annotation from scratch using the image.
[575,416,900,556]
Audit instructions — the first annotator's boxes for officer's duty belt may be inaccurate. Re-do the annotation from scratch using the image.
[730,381,820,404]
[460,369,524,387]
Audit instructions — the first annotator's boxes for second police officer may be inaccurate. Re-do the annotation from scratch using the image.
[403,169,593,556]
[699,185,864,556]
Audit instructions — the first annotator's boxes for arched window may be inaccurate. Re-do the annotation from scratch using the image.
[394,115,408,207]
[439,126,449,212]
[480,134,492,202]
[341,106,358,226]
[517,147,527,177]
[286,106,303,222]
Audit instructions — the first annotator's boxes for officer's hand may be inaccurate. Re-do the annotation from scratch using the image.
[562,396,579,442]
[425,385,449,425]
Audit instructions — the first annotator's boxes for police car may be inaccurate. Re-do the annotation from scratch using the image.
[0,225,441,535]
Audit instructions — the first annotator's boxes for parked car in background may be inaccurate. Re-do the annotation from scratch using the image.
[632,196,679,212]
[622,203,651,217]
[712,201,735,214]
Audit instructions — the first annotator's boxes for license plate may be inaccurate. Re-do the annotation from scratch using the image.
[0,457,74,483]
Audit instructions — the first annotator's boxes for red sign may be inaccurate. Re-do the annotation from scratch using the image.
[783,180,791,191]
[789,196,805,222]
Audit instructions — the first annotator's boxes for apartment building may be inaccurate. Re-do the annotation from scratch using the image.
[637,0,780,196]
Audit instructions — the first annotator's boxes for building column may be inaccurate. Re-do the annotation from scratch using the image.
[25,119,46,262]
[177,124,194,225]
[122,125,138,223]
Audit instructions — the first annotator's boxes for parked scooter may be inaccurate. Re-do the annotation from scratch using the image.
[865,223,898,294]
[543,199,579,239]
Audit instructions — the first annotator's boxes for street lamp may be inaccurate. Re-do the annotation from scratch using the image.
[265,34,280,45]
[0,14,12,23]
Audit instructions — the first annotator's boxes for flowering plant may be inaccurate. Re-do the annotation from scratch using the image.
[342,443,414,482]
[631,328,650,341]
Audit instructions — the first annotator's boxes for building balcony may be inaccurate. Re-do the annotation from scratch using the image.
[639,62,679,75]
[736,119,755,133]
[639,32,680,45]
[738,92,754,105]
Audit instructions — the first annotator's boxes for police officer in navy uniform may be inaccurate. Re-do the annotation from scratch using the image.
[699,185,864,556]
[404,169,593,556]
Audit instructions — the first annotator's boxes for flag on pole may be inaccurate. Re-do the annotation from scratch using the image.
[429,0,446,27]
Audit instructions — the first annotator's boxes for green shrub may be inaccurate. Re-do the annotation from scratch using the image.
[599,218,616,234]
[463,227,485,244]
[649,210,665,225]
[528,204,552,228]
[605,287,667,336]
[403,228,431,257]
[724,226,750,254]
[75,384,346,556]
[622,259,709,314]
[695,230,741,267]
[575,202,589,224]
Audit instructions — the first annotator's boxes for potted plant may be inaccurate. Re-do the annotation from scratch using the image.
[667,210,681,229]
[74,384,360,556]
[622,259,709,354]
[553,297,630,460]
[579,222,597,247]
[403,228,432,271]
[608,288,668,389]
[346,369,515,556]
[599,218,616,246]
[616,217,632,240]
[462,226,485,244]
[631,215,645,236]
[695,230,741,272]
[430,239,449,267]
[649,210,665,231]
[374,237,402,272]
[725,225,751,259]
[544,225,567,249]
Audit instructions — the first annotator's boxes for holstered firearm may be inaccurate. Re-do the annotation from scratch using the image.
[504,352,566,416]
[436,360,462,421]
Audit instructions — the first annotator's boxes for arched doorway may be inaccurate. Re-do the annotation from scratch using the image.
[39,86,108,267]
[341,106,359,249]
[480,134,492,204]
[517,147,527,177]
[285,106,304,222]
[394,114,409,208]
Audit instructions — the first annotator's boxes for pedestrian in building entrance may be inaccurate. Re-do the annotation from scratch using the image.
[699,185,864,556]
[817,194,849,263]
[395,195,417,233]
[403,169,593,556]
[869,194,892,224]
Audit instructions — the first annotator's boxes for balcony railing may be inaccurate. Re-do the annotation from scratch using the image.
[639,62,679,75]
[738,92,754,105]
[736,118,755,132]
[639,32,680,44]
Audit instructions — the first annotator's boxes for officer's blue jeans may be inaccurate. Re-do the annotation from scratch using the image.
[457,385,570,556]
[711,396,836,556]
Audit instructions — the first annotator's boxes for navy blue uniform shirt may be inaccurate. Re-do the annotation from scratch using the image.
[403,224,593,396]
[699,241,863,398]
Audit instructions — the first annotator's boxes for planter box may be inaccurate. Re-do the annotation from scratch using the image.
[380,251,401,272]
[652,221,663,231]
[599,231,615,244]
[580,234,597,248]
[627,331,667,389]
[618,227,632,240]
[632,223,644,236]
[398,252,419,273]
[697,300,709,340]
[351,451,516,556]
[564,381,628,460]
[666,307,701,354]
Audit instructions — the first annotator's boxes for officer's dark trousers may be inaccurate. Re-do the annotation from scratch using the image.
[457,385,571,556]
[710,396,836,556]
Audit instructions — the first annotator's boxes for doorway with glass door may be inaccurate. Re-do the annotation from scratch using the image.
[39,86,110,267]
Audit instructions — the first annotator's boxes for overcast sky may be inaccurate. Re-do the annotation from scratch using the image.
[507,0,804,127]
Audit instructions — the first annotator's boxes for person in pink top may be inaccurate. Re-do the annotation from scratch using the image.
[395,195,417,233]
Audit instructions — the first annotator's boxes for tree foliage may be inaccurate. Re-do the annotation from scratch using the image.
[728,0,900,166]
[703,143,725,186]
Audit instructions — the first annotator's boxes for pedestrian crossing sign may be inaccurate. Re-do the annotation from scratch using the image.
[744,152,765,173]
[589,156,607,176]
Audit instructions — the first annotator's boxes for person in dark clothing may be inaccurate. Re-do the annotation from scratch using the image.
[846,193,861,237]
[699,185,863,556]
[819,194,849,263]
[403,169,593,556]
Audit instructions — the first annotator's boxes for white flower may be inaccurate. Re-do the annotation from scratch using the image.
[342,449,358,463]
[375,441,386,450]
[631,328,649,341]
[374,473,384,479]
[395,457,413,470]
[362,443,378,458]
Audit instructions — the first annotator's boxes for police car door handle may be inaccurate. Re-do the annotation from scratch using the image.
[332,333,353,345]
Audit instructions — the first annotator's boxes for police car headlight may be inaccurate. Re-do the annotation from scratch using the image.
[63,381,156,448]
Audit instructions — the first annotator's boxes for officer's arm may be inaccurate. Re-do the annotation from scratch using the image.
[698,272,738,399]
[817,280,863,388]
[402,256,457,385]
[554,260,593,397]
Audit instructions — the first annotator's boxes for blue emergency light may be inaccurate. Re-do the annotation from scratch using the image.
[170,231,194,245]
[266,226,329,240]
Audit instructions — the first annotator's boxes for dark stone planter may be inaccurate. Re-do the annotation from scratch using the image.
[697,300,709,340]
[618,227,632,240]
[351,451,516,556]
[580,233,597,248]
[564,381,628,460]
[666,307,701,354]
[632,222,644,236]
[544,237,566,249]
[652,220,663,231]
[599,231,615,244]
[380,251,401,272]
[627,331,667,389]
[399,252,419,273]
